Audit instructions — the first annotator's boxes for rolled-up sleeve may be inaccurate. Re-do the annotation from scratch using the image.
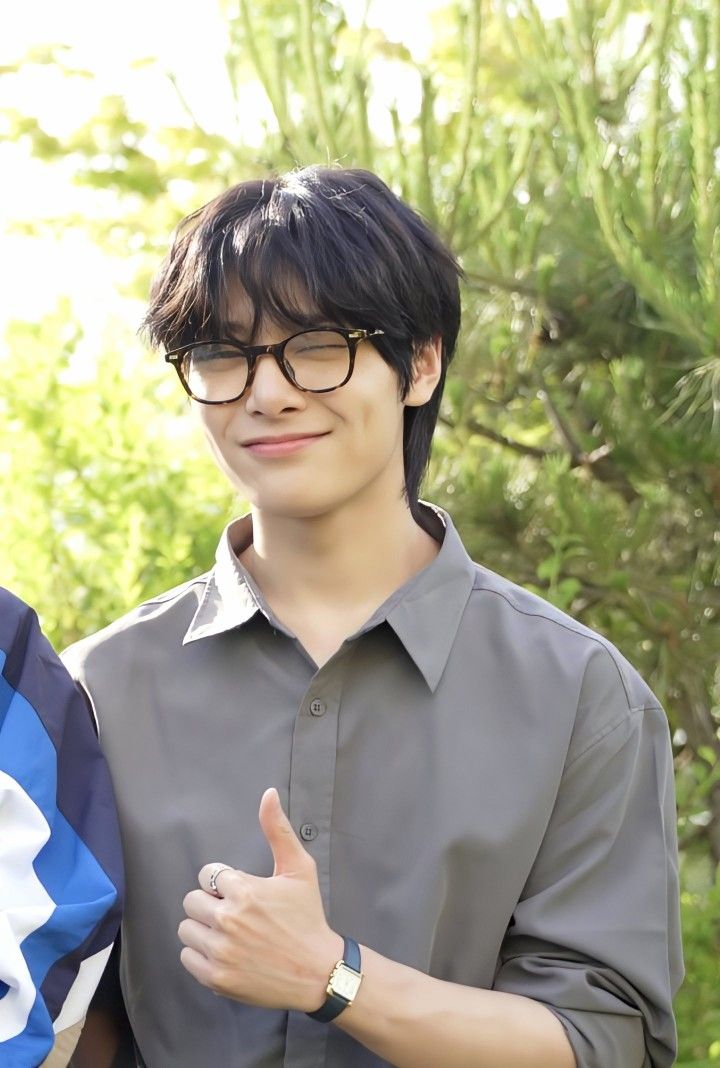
[493,649,684,1068]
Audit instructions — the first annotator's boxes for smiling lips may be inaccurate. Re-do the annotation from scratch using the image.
[241,432,329,457]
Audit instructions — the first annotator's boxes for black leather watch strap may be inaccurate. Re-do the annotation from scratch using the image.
[307,936,361,1023]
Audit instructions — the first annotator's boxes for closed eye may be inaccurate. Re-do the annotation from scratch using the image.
[189,344,246,362]
[293,342,345,355]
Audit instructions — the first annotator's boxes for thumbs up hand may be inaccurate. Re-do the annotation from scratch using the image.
[178,788,342,1011]
[259,786,314,878]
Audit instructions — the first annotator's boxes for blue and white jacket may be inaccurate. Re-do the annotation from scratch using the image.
[0,588,123,1067]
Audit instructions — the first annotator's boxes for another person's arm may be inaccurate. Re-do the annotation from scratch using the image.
[0,589,123,1066]
[67,938,136,1068]
[40,1019,84,1067]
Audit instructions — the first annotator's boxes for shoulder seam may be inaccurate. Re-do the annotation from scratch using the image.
[470,581,633,707]
[565,704,664,770]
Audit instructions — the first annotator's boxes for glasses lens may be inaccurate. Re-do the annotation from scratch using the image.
[182,343,249,402]
[284,330,351,391]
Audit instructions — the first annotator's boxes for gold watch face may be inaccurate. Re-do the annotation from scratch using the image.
[330,963,362,1001]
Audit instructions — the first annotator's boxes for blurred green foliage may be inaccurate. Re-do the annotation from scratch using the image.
[676,871,720,1064]
[0,305,236,644]
[1,0,718,1059]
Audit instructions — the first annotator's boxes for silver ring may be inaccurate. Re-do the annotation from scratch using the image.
[208,863,233,897]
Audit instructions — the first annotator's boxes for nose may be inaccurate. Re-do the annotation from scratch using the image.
[244,352,305,415]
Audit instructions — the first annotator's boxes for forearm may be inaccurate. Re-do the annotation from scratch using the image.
[179,799,578,1066]
[335,944,577,1068]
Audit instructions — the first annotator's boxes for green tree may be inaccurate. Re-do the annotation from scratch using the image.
[0,304,235,646]
[2,1,718,1059]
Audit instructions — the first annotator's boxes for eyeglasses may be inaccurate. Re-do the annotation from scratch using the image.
[164,327,385,404]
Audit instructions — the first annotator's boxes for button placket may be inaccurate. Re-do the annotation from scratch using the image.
[286,668,342,1066]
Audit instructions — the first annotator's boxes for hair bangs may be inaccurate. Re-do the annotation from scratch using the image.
[224,218,331,338]
[221,190,407,343]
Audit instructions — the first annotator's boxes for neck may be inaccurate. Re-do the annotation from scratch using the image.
[240,492,439,615]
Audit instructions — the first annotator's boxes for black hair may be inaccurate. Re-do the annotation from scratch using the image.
[142,166,462,509]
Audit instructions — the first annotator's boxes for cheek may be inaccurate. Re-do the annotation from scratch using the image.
[335,400,405,482]
[197,408,231,449]
[356,388,405,448]
[196,411,241,476]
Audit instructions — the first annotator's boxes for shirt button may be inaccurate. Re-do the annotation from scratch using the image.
[300,823,318,842]
[309,699,326,717]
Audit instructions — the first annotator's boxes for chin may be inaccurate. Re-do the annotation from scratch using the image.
[253,492,347,520]
[227,474,343,519]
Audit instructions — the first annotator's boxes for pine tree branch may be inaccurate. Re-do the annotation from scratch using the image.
[466,129,533,246]
[446,0,482,240]
[299,0,340,159]
[639,0,674,226]
[345,0,373,167]
[590,167,708,351]
[709,1,720,157]
[464,270,551,303]
[353,71,373,170]
[537,387,582,462]
[537,387,639,500]
[237,0,297,154]
[390,105,411,201]
[416,71,438,225]
[613,24,653,99]
[164,71,209,135]
[438,413,548,459]
[688,11,719,331]
[523,0,708,354]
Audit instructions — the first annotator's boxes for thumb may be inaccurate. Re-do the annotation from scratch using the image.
[258,787,310,876]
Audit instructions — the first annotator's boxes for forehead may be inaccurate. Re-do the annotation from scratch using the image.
[219,275,323,341]
[219,279,253,336]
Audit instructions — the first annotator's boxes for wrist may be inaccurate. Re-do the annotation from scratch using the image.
[304,930,345,1013]
[307,935,363,1023]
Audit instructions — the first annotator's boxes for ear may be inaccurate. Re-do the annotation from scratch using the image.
[405,336,443,408]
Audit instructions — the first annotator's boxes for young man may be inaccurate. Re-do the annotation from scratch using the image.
[64,166,683,1068]
[0,587,122,1068]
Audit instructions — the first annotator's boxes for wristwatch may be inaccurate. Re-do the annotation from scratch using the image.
[307,936,363,1023]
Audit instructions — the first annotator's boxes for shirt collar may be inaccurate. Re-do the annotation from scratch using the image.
[184,504,476,692]
[183,514,265,643]
[382,505,476,691]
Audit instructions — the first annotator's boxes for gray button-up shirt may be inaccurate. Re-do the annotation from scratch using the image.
[63,506,683,1068]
